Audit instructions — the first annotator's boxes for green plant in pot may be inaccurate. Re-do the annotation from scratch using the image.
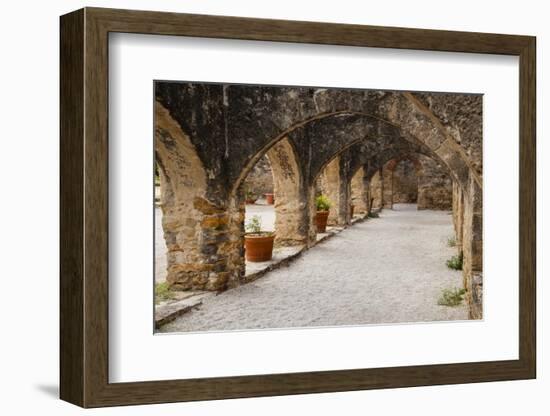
[244,215,275,262]
[315,195,331,233]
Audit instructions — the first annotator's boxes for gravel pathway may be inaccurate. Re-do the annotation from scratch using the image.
[160,204,468,333]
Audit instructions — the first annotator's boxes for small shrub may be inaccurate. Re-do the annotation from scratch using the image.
[447,235,457,247]
[446,252,463,270]
[315,195,331,211]
[367,211,379,218]
[245,215,262,234]
[438,287,466,307]
[155,282,175,304]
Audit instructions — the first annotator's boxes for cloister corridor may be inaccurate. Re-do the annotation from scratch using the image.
[158,204,467,332]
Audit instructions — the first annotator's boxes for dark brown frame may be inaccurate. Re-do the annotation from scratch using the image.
[60,7,536,408]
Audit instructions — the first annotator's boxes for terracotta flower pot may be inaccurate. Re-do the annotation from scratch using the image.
[244,233,275,262]
[315,210,330,233]
[265,193,274,205]
[350,204,355,218]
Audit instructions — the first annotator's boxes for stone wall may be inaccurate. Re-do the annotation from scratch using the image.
[243,155,273,200]
[392,160,418,203]
[417,155,453,210]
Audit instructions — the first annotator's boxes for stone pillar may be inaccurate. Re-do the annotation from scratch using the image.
[351,167,368,215]
[267,138,309,246]
[306,186,319,246]
[452,181,464,252]
[462,176,483,319]
[364,175,372,215]
[382,163,393,209]
[156,102,244,291]
[369,169,383,210]
[339,175,352,225]
[319,157,346,225]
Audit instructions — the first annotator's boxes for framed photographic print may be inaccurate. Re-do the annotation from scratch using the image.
[60,7,536,408]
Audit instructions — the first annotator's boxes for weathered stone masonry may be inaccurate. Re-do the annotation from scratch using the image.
[155,82,483,318]
[243,155,273,199]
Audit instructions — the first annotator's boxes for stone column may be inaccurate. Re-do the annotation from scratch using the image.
[156,102,244,292]
[267,138,309,247]
[350,167,368,215]
[462,176,483,319]
[452,181,464,252]
[369,169,383,210]
[319,157,346,225]
[363,174,372,215]
[382,163,394,209]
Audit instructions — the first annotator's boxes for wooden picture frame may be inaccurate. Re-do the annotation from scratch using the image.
[60,7,536,408]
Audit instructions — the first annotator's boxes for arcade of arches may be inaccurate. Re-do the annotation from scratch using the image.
[155,82,483,320]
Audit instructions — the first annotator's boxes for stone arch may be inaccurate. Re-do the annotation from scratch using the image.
[265,138,308,246]
[155,83,479,198]
[308,132,427,229]
[377,154,454,211]
[155,102,235,291]
[225,136,308,286]
[364,151,427,210]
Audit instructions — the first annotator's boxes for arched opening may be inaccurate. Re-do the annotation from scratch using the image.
[372,154,453,212]
[234,137,307,278]
[242,153,275,234]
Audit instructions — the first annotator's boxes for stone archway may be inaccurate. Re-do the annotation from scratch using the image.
[155,83,479,197]
[155,102,238,291]
[154,83,483,319]
[266,137,308,247]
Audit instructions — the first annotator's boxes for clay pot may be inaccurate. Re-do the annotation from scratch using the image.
[350,204,355,218]
[265,193,274,205]
[244,233,275,262]
[315,210,330,233]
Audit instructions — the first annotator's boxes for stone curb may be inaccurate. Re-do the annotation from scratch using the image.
[154,296,207,329]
